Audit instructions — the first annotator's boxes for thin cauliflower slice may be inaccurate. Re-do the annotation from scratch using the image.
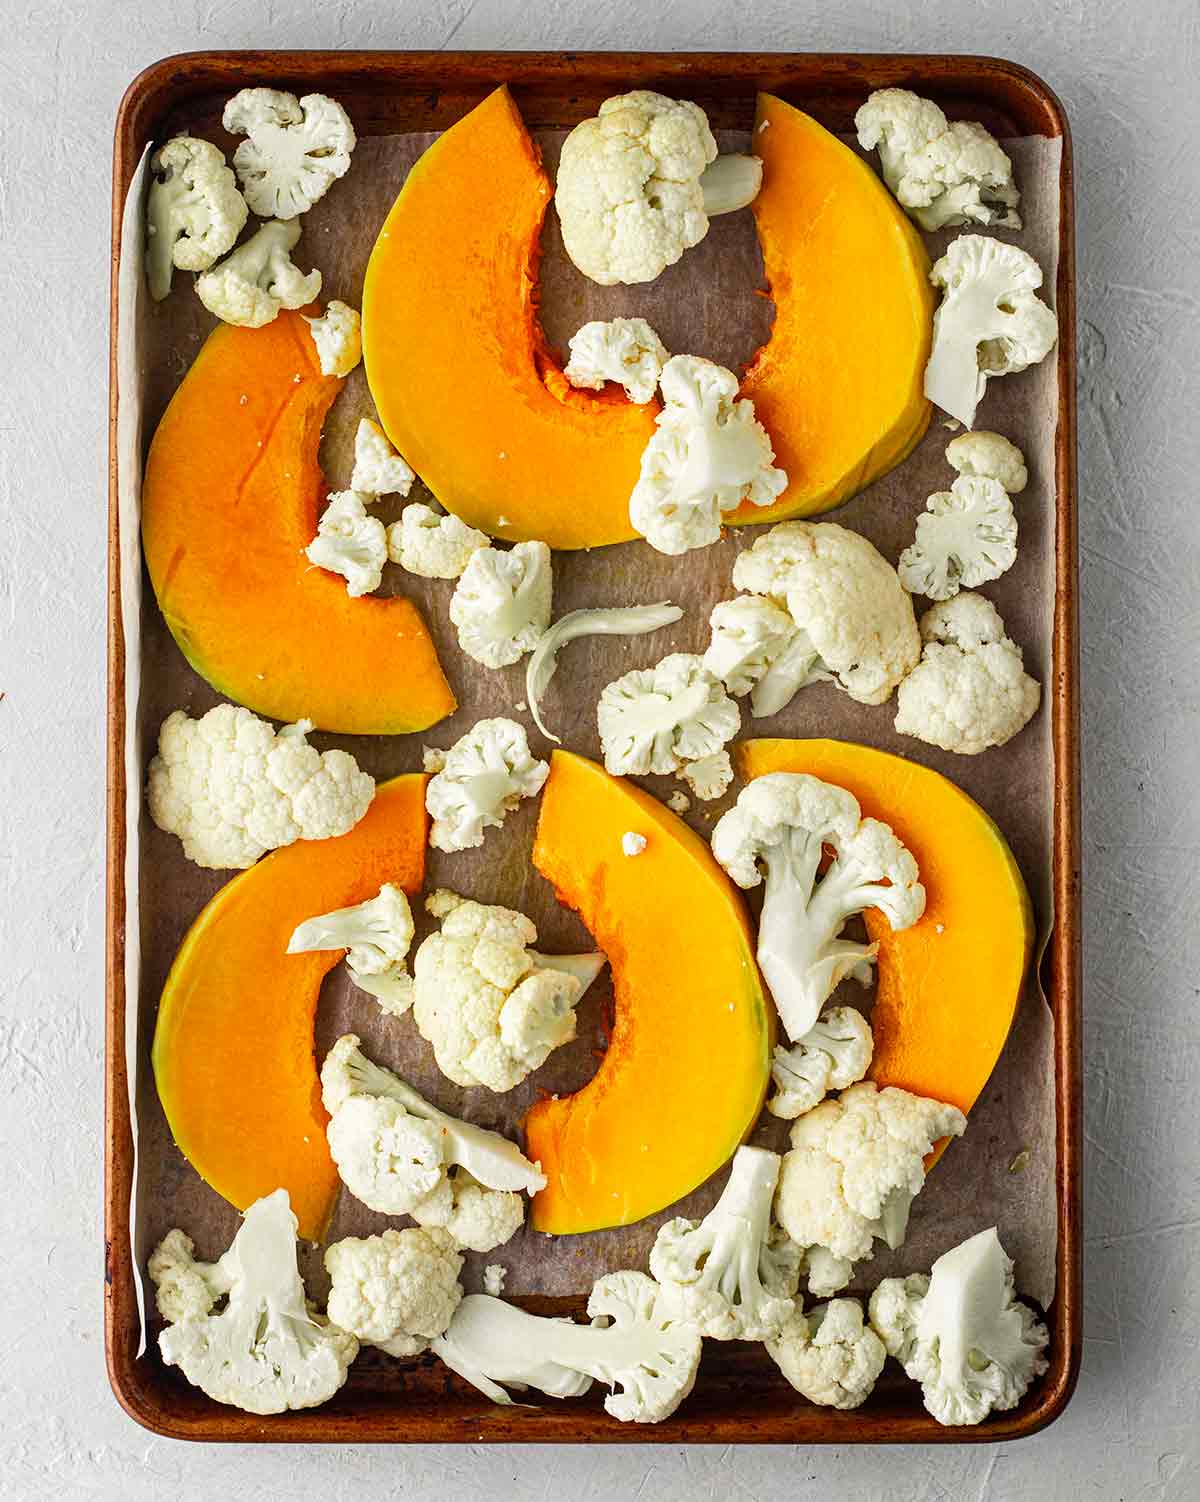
[349,418,416,499]
[769,1005,874,1120]
[303,300,361,377]
[945,431,1028,494]
[287,882,416,1011]
[195,219,321,328]
[564,317,670,404]
[898,476,1018,601]
[450,542,553,668]
[703,595,831,719]
[146,704,373,870]
[767,1298,886,1410]
[145,136,248,300]
[598,652,740,778]
[388,503,489,580]
[895,592,1041,755]
[425,718,548,853]
[325,1227,462,1357]
[678,750,734,802]
[223,88,356,220]
[305,490,387,597]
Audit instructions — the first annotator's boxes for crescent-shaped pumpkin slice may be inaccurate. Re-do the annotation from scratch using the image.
[525,752,773,1234]
[151,775,427,1241]
[142,310,455,736]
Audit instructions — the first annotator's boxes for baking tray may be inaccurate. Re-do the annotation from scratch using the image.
[106,50,1080,1444]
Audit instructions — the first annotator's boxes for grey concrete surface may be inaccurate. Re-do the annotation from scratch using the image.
[1,0,1197,1497]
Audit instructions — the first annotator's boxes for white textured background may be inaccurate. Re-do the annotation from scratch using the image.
[2,0,1197,1497]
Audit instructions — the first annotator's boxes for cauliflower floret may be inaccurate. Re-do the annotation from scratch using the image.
[945,430,1028,494]
[924,236,1058,429]
[450,542,553,668]
[425,718,549,853]
[868,1227,1050,1427]
[597,652,740,779]
[733,522,919,706]
[895,592,1041,754]
[304,490,387,597]
[287,882,416,1013]
[768,1006,874,1120]
[667,789,691,814]
[629,356,787,555]
[410,890,606,1092]
[349,418,416,499]
[767,1298,886,1410]
[146,704,374,870]
[563,317,670,404]
[147,1228,232,1324]
[413,1168,528,1254]
[388,503,489,580]
[223,88,356,219]
[854,88,949,195]
[145,136,248,301]
[482,1264,507,1298]
[703,595,832,718]
[678,750,734,802]
[325,1227,462,1358]
[303,300,361,377]
[195,219,322,328]
[897,476,1018,601]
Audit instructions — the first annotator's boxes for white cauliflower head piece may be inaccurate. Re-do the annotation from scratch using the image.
[767,1297,886,1410]
[349,418,416,499]
[425,718,549,853]
[303,300,361,377]
[945,430,1028,494]
[147,704,374,870]
[768,1005,874,1120]
[704,595,832,719]
[305,490,387,597]
[897,475,1018,601]
[450,542,553,668]
[223,88,356,220]
[598,652,740,778]
[287,881,415,1012]
[195,219,322,328]
[325,1227,462,1357]
[895,592,1041,754]
[855,88,949,193]
[564,317,670,404]
[388,503,489,580]
[145,136,248,301]
[678,749,735,803]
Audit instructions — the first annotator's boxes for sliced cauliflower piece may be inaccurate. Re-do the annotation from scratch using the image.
[563,317,670,404]
[413,1168,528,1254]
[146,704,373,870]
[597,652,740,778]
[349,417,416,499]
[629,356,787,555]
[425,717,549,853]
[945,430,1028,494]
[450,542,553,668]
[287,882,415,1013]
[387,503,489,580]
[767,1298,886,1410]
[703,595,832,719]
[304,490,387,597]
[769,1006,874,1120]
[223,88,356,220]
[897,475,1018,601]
[195,219,322,328]
[678,750,734,802]
[895,592,1041,754]
[303,300,361,376]
[145,136,248,301]
[325,1227,463,1358]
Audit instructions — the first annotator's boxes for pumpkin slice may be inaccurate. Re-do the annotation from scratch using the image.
[142,310,455,735]
[525,751,773,1234]
[736,739,1033,1118]
[152,775,428,1240]
[362,86,656,551]
[733,94,934,525]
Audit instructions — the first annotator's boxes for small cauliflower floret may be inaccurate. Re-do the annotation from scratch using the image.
[678,750,734,802]
[303,300,361,377]
[769,1005,874,1121]
[924,236,1058,429]
[767,1298,886,1410]
[945,430,1028,494]
[854,88,949,196]
[775,1083,967,1290]
[895,592,1041,755]
[146,703,374,870]
[349,417,416,499]
[483,1264,507,1298]
[325,1227,462,1358]
[287,882,416,1015]
[387,503,489,580]
[554,90,760,286]
[432,1272,702,1423]
[196,219,322,328]
[145,136,248,301]
[450,542,553,668]
[598,652,740,778]
[667,789,691,814]
[703,595,832,719]
[223,88,356,219]
[149,1190,357,1415]
[410,889,607,1092]
[630,356,787,555]
[897,476,1018,601]
[711,773,924,1041]
[733,522,920,706]
[868,1227,1049,1427]
[564,317,670,404]
[305,490,387,597]
[425,717,548,853]
[320,1035,545,1251]
[649,1146,801,1341]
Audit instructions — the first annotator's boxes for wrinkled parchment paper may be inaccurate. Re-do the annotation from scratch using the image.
[121,126,1063,1323]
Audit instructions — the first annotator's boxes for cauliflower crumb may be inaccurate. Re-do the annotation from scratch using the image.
[622,831,648,857]
[482,1264,507,1297]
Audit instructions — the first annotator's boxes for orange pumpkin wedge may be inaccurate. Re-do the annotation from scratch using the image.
[142,310,455,736]
[736,739,1033,1120]
[362,86,656,550]
[152,775,428,1240]
[525,752,773,1234]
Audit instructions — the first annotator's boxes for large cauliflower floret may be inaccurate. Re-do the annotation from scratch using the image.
[149,1191,358,1415]
[895,592,1041,755]
[897,476,1018,601]
[767,1298,886,1410]
[411,890,606,1093]
[325,1227,463,1358]
[305,490,388,597]
[450,542,553,668]
[195,219,322,328]
[145,136,248,301]
[768,1005,874,1121]
[147,704,374,870]
[733,522,920,706]
[711,772,924,1042]
[349,418,416,499]
[597,652,740,779]
[287,882,416,1015]
[388,503,489,580]
[564,317,670,404]
[425,718,549,853]
[868,1227,1050,1427]
[303,300,362,377]
[776,1083,967,1291]
[703,595,832,719]
[629,356,787,555]
[945,430,1029,494]
[223,88,356,220]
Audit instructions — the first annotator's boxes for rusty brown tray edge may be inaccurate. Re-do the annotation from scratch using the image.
[105,49,1081,1445]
